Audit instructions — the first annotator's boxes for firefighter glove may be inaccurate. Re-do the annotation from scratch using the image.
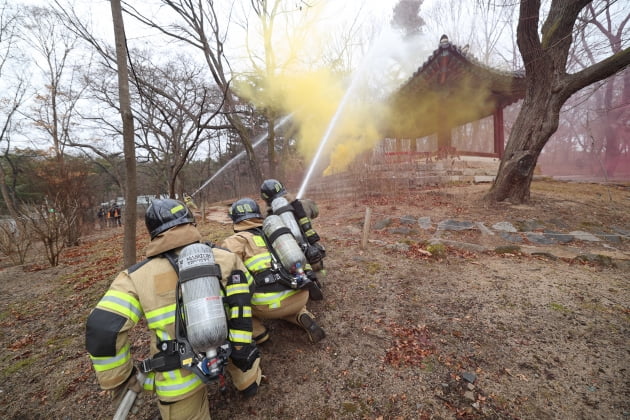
[109,367,143,406]
[230,343,260,372]
[305,243,325,264]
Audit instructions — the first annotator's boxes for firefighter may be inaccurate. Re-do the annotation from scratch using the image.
[220,197,326,344]
[85,198,261,420]
[260,179,326,274]
[183,192,198,210]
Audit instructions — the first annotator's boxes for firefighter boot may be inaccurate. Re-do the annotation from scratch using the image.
[297,313,326,343]
[254,328,270,345]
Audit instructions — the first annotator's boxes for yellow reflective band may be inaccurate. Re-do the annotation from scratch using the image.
[253,235,266,247]
[230,306,252,319]
[229,329,252,343]
[244,270,254,286]
[154,328,172,342]
[244,253,272,272]
[97,290,142,323]
[299,217,309,224]
[90,343,131,372]
[143,372,155,391]
[252,289,300,309]
[155,371,203,398]
[146,304,176,329]
[226,283,250,296]
[170,204,184,214]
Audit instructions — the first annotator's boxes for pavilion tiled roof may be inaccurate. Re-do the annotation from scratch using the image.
[386,35,526,139]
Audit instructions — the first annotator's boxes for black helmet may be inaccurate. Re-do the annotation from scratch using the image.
[145,198,195,239]
[229,198,262,224]
[260,179,286,204]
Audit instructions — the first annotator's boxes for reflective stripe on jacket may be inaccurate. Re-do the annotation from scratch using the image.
[86,224,253,403]
[221,228,300,309]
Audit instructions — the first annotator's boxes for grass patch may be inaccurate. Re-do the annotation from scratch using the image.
[550,302,570,313]
[426,243,447,258]
[2,357,35,376]
[366,262,381,274]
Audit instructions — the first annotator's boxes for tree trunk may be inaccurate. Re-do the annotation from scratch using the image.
[226,109,264,186]
[0,163,19,220]
[111,0,137,266]
[486,92,562,202]
[486,0,630,203]
[267,112,276,178]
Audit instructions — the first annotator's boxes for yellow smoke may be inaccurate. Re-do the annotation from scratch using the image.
[236,68,387,175]
[233,4,387,176]
[234,5,509,179]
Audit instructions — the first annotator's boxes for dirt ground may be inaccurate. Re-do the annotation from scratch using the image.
[0,179,629,420]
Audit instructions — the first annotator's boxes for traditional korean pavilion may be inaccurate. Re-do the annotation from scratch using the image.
[386,35,526,158]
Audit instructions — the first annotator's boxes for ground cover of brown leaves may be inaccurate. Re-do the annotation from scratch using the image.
[0,179,628,420]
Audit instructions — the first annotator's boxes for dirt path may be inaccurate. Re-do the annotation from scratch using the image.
[0,180,628,420]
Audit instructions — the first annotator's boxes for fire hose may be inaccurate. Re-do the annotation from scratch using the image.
[112,370,146,420]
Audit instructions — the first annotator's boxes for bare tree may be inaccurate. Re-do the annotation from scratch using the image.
[20,5,86,162]
[0,217,32,266]
[110,0,137,266]
[0,1,27,219]
[20,195,78,267]
[130,56,225,197]
[123,0,265,186]
[486,0,630,203]
[577,0,629,176]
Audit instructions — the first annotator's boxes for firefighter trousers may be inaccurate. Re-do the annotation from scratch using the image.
[157,385,210,420]
[252,289,312,337]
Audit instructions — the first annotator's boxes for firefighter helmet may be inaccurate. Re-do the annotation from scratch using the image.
[145,198,195,239]
[229,198,263,224]
[260,179,287,204]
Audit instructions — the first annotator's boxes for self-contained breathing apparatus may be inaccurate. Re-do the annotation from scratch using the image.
[140,243,231,388]
[256,215,323,300]
[270,196,326,267]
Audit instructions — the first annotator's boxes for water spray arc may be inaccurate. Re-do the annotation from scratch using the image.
[296,74,364,199]
[296,29,398,199]
[190,114,293,197]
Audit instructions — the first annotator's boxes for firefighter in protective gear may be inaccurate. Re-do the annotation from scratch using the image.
[220,197,326,344]
[260,179,326,273]
[183,192,198,210]
[85,199,261,420]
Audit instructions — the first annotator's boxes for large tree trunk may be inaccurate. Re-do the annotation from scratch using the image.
[111,0,137,266]
[486,0,630,203]
[486,90,563,202]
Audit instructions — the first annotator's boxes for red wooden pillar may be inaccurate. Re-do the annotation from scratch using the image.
[493,106,505,158]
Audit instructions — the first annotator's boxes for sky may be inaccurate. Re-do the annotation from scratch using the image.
[7,0,441,164]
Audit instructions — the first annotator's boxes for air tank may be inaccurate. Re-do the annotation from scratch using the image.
[262,214,306,274]
[178,243,228,353]
[271,196,306,245]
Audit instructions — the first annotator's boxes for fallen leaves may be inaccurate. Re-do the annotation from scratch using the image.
[383,323,435,368]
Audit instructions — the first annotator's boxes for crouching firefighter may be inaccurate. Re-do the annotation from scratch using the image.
[221,198,326,344]
[260,179,326,276]
[85,199,261,420]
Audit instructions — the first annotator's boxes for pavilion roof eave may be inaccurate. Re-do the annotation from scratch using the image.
[384,35,526,139]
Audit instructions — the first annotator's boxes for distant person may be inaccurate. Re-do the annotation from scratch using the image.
[114,205,122,227]
[106,207,113,228]
[97,208,105,229]
[183,193,198,211]
[85,199,261,420]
